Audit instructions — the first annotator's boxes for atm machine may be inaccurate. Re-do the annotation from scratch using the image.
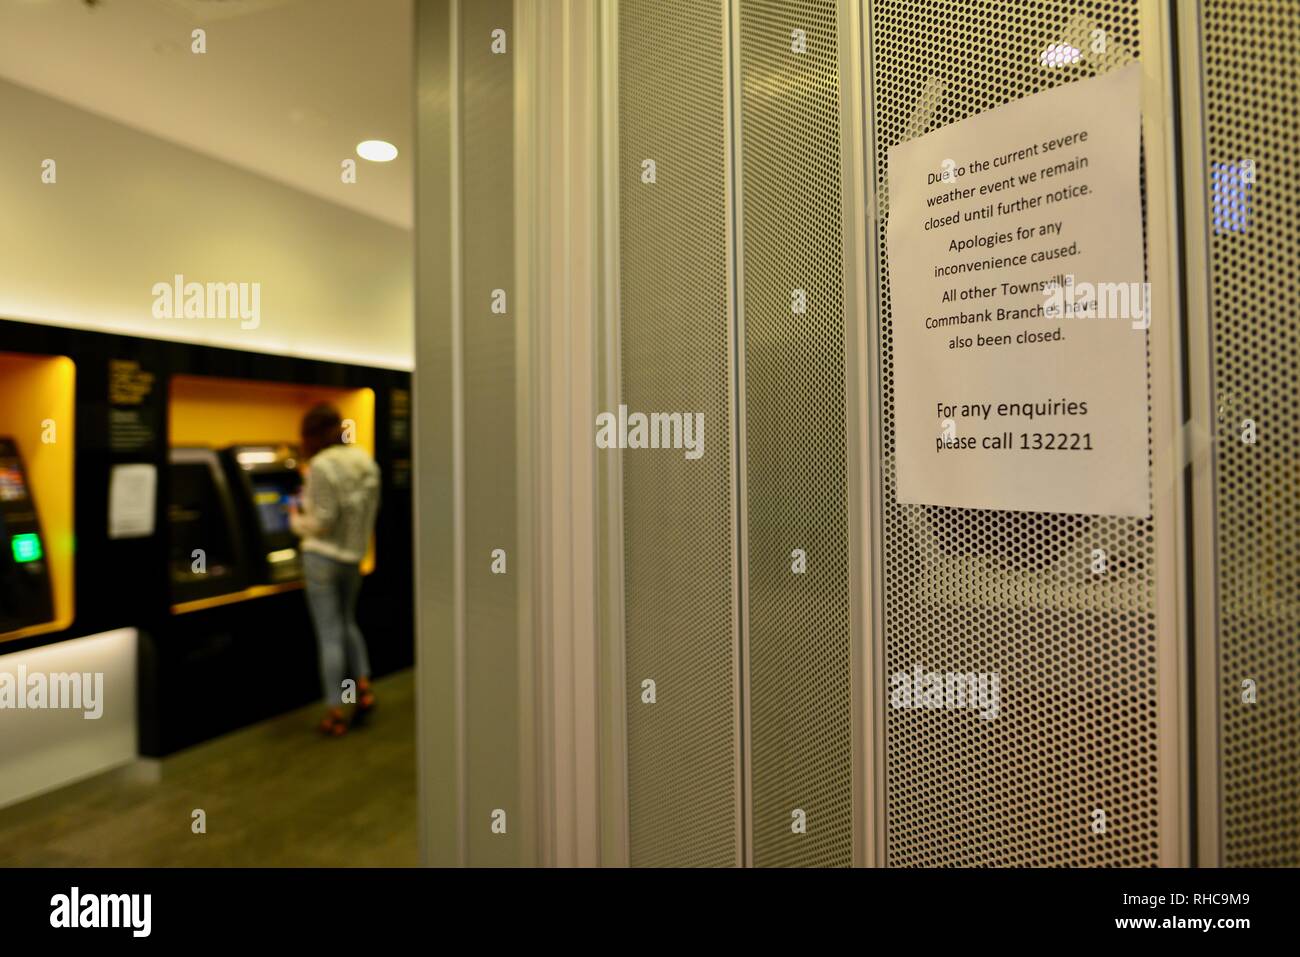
[220,444,304,585]
[0,437,54,632]
[168,447,248,604]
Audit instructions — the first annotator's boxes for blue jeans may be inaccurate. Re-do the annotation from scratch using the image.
[303,552,371,708]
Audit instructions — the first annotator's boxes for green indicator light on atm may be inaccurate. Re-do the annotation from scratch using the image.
[11,533,42,564]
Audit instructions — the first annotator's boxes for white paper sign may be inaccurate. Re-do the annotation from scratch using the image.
[108,463,157,539]
[887,63,1149,517]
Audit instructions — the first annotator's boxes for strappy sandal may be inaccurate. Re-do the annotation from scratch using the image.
[319,708,348,737]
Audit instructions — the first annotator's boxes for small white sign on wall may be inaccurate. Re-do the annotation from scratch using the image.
[108,463,157,539]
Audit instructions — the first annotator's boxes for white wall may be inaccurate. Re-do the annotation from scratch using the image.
[0,79,413,370]
[0,629,138,810]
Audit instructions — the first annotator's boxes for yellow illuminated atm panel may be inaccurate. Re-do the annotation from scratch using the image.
[168,375,375,615]
[0,352,75,643]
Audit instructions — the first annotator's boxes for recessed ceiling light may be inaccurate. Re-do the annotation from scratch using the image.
[356,140,398,162]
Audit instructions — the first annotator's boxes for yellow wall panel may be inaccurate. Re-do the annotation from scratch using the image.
[0,351,75,642]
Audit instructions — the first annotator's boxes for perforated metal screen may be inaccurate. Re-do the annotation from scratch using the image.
[869,0,1163,866]
[738,0,853,868]
[1198,0,1300,867]
[618,0,741,867]
[459,0,522,867]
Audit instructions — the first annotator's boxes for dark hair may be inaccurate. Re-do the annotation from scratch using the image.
[301,402,344,459]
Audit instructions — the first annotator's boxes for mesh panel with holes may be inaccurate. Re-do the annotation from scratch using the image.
[1199,0,1300,867]
[460,0,521,867]
[618,0,740,868]
[869,0,1161,866]
[738,0,853,868]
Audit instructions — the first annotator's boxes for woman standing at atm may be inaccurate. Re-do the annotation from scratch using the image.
[290,403,382,737]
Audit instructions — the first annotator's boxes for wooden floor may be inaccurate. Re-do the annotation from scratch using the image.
[0,669,418,867]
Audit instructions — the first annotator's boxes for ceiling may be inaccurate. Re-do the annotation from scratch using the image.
[0,0,413,229]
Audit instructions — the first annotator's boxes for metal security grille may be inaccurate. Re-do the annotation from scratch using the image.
[1199,0,1300,867]
[618,0,741,867]
[459,0,522,867]
[738,0,853,867]
[868,0,1162,866]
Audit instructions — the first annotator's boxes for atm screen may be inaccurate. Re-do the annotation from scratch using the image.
[252,482,295,534]
[0,456,29,502]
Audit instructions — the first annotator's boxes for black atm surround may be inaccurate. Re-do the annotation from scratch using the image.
[167,443,310,604]
[168,446,249,605]
[0,317,413,757]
